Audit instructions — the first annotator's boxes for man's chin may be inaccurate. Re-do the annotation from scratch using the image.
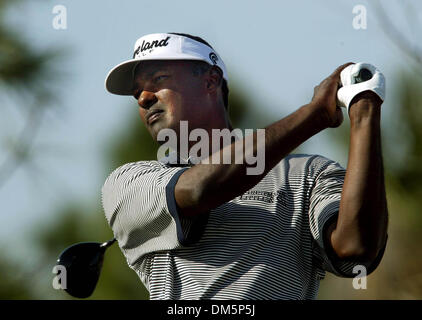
[149,121,173,142]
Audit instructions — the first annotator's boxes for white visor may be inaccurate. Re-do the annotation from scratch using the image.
[105,33,228,95]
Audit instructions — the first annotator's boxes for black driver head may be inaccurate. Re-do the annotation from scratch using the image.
[56,240,115,298]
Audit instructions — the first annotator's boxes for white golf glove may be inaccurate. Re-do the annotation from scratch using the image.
[337,62,386,114]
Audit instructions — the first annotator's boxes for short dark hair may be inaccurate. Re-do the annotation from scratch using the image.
[169,32,229,110]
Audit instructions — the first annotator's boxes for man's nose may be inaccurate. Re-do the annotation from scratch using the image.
[138,90,158,110]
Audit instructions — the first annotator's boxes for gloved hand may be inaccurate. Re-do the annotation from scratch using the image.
[337,62,386,114]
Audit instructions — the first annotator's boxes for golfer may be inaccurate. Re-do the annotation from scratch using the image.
[102,32,388,299]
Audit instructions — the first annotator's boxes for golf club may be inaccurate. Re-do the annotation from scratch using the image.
[355,68,372,83]
[56,238,116,298]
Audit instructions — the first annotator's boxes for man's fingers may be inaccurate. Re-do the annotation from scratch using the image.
[331,62,355,79]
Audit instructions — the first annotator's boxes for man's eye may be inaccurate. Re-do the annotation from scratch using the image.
[154,75,169,83]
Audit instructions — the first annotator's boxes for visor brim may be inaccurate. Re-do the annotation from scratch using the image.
[105,55,227,95]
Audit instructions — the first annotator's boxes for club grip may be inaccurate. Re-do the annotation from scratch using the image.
[354,68,372,83]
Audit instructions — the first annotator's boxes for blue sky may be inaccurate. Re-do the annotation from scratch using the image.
[0,0,419,259]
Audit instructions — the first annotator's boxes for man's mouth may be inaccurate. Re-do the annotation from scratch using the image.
[146,109,164,125]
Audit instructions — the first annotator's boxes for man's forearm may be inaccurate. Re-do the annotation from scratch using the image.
[175,103,325,217]
[331,93,388,260]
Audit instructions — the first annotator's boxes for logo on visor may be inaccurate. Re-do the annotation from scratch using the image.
[209,52,218,65]
[133,36,171,58]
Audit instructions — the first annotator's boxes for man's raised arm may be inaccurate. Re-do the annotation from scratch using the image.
[327,91,388,262]
[175,63,352,218]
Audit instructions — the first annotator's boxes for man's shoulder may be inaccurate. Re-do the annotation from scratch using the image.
[103,160,164,185]
[282,153,336,166]
[111,160,164,172]
[277,153,344,176]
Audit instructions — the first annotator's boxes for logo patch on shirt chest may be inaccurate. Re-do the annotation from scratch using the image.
[238,190,287,205]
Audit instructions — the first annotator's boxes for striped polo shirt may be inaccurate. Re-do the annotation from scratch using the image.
[101,154,385,299]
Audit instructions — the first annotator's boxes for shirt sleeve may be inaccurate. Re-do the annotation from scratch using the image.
[101,161,207,270]
[308,156,386,278]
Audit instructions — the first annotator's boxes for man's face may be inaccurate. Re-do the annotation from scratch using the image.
[132,60,209,142]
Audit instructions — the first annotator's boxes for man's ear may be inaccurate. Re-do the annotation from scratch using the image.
[206,66,223,91]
